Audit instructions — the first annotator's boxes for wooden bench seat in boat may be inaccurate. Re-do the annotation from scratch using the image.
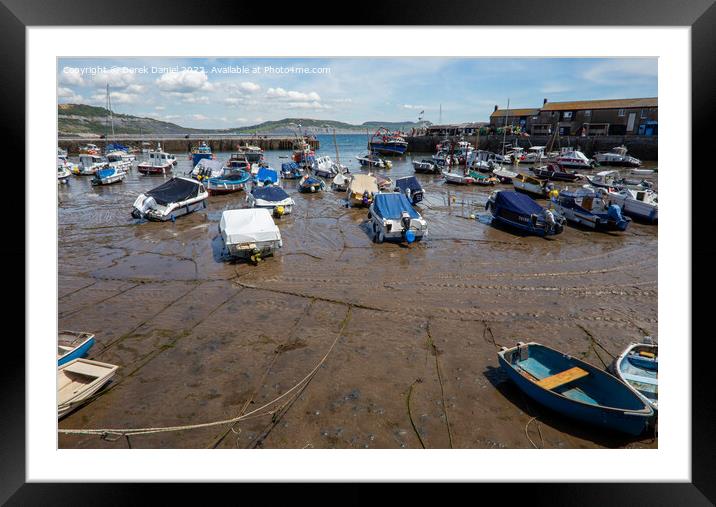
[535,366,589,390]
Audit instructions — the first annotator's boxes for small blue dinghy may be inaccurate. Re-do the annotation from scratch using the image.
[612,341,658,412]
[280,162,303,180]
[58,331,95,366]
[498,342,654,435]
[298,175,326,193]
[255,167,279,186]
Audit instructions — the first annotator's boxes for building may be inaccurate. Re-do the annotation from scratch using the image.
[489,98,658,137]
[424,122,489,137]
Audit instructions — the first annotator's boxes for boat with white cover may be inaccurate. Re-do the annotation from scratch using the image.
[331,172,352,191]
[346,173,379,207]
[132,177,208,221]
[58,358,118,418]
[219,208,283,261]
[593,146,642,167]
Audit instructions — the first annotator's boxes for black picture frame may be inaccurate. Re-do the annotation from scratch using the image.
[3,0,714,503]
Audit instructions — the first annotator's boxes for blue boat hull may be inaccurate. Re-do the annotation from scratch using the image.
[368,142,407,156]
[58,337,95,366]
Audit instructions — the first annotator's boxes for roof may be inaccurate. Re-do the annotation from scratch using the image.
[490,108,541,118]
[541,97,658,111]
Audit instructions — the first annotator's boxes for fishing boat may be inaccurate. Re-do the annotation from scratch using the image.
[79,143,101,155]
[206,168,251,195]
[492,166,518,184]
[91,166,127,186]
[531,164,582,182]
[219,208,283,262]
[58,358,118,419]
[486,190,565,236]
[246,185,295,217]
[552,188,631,231]
[442,170,474,185]
[521,146,547,164]
[394,176,424,205]
[57,331,95,366]
[131,177,208,221]
[237,143,265,166]
[432,150,456,167]
[593,146,642,168]
[105,143,135,162]
[292,138,315,167]
[367,193,428,244]
[412,159,439,174]
[468,171,499,186]
[57,159,72,183]
[611,340,658,412]
[498,342,654,435]
[312,155,337,178]
[298,174,326,193]
[346,173,379,207]
[255,167,280,186]
[190,141,213,167]
[280,162,304,180]
[192,158,225,181]
[226,153,256,175]
[104,151,133,171]
[469,150,499,172]
[74,154,108,175]
[584,170,653,191]
[513,173,552,197]
[137,145,176,175]
[598,187,658,223]
[331,172,352,192]
[356,152,391,169]
[368,127,408,156]
[548,148,598,170]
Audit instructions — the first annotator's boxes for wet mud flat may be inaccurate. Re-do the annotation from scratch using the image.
[58,165,658,449]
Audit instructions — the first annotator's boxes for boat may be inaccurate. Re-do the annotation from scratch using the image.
[104,151,133,171]
[226,152,256,175]
[331,172,352,192]
[191,158,225,181]
[236,143,265,166]
[206,168,252,195]
[190,141,213,167]
[593,146,642,168]
[492,166,518,184]
[584,170,652,191]
[312,155,337,178]
[513,173,552,197]
[74,154,108,175]
[346,173,379,207]
[468,170,499,186]
[137,145,176,175]
[246,185,295,217]
[367,193,428,244]
[497,342,654,435]
[442,170,474,185]
[368,127,408,156]
[521,146,547,164]
[219,208,283,262]
[611,340,658,412]
[280,162,304,180]
[468,150,499,172]
[548,148,598,170]
[432,150,456,167]
[292,138,315,167]
[105,143,135,162]
[412,159,439,174]
[598,187,658,223]
[91,166,127,186]
[631,168,656,175]
[58,358,118,419]
[131,177,208,221]
[374,173,393,191]
[394,176,424,205]
[298,174,326,193]
[57,146,68,158]
[531,164,582,182]
[356,152,391,169]
[57,159,72,183]
[255,167,280,186]
[79,143,101,155]
[57,331,95,366]
[486,190,565,236]
[552,188,631,231]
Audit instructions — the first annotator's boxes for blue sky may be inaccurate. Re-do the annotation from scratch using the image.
[57,57,657,128]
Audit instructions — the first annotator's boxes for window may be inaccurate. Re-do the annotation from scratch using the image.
[584,110,591,117]
[618,109,625,117]
[563,111,573,120]
[641,109,647,118]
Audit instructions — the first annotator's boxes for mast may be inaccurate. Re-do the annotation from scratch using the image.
[501,98,510,157]
[332,128,340,165]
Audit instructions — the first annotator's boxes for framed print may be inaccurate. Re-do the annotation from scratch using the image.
[3,0,715,503]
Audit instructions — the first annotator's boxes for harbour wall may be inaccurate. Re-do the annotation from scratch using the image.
[406,134,658,161]
[58,136,319,155]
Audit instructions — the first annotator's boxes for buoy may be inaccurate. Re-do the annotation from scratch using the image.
[405,230,416,243]
[275,205,285,216]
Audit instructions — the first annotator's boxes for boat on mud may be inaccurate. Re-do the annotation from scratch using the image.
[584,170,652,191]
[280,162,304,180]
[513,173,552,197]
[57,159,72,183]
[105,150,133,171]
[531,164,582,182]
[593,146,642,168]
[368,127,408,156]
[192,158,225,181]
[219,208,283,262]
[468,150,499,172]
[57,331,95,366]
[58,358,118,419]
[375,174,393,191]
[486,190,565,236]
[356,152,391,169]
[611,339,658,412]
[521,146,547,164]
[394,176,424,205]
[412,159,439,174]
[548,148,598,170]
[91,166,127,186]
[246,185,295,217]
[346,173,379,207]
[74,154,108,175]
[331,172,352,192]
[598,187,658,223]
[236,143,264,166]
[137,145,176,175]
[311,155,337,178]
[552,188,631,231]
[468,170,499,186]
[292,138,315,167]
[131,177,208,221]
[206,168,252,195]
[442,170,474,185]
[255,167,280,186]
[498,342,655,435]
[492,166,518,183]
[367,192,428,244]
[298,174,326,193]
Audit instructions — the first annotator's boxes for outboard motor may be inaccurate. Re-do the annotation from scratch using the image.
[607,204,628,228]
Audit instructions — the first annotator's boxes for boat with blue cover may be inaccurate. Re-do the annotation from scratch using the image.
[368,127,408,156]
[486,190,565,236]
[190,141,213,167]
[91,166,127,186]
[552,188,631,231]
[298,175,326,193]
[255,167,280,186]
[132,177,208,222]
[57,331,95,366]
[206,168,251,195]
[394,176,424,205]
[280,162,303,180]
[612,340,658,412]
[367,192,428,244]
[246,185,295,217]
[498,342,655,435]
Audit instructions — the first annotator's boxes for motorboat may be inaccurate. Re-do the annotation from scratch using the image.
[57,158,72,183]
[280,162,304,180]
[75,154,108,175]
[105,143,135,162]
[192,158,225,181]
[292,138,315,167]
[497,342,654,435]
[298,174,326,193]
[236,143,265,165]
[432,150,456,167]
[58,358,118,419]
[492,166,518,184]
[346,173,379,207]
[206,168,251,195]
[531,164,582,182]
[552,188,631,231]
[331,172,352,192]
[104,151,133,171]
[137,145,176,175]
[356,152,391,169]
[584,170,652,191]
[367,193,428,244]
[219,208,282,262]
[412,159,439,174]
[246,185,295,217]
[311,155,337,178]
[58,331,95,366]
[513,173,552,197]
[486,190,565,236]
[593,146,642,168]
[394,176,424,205]
[442,170,474,185]
[598,187,658,223]
[468,171,499,186]
[548,148,598,170]
[611,340,658,412]
[468,150,499,172]
[227,153,257,175]
[132,177,208,221]
[255,167,280,186]
[79,143,101,155]
[368,127,408,156]
[91,166,127,186]
[521,146,547,164]
[190,141,214,167]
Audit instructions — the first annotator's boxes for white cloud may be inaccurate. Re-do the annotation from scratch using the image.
[402,104,425,110]
[59,68,84,86]
[266,87,321,101]
[90,91,140,105]
[91,66,138,89]
[181,95,210,104]
[191,114,209,121]
[155,105,165,110]
[156,69,214,93]
[57,87,83,102]
[284,101,331,110]
[582,59,657,85]
[237,81,260,93]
